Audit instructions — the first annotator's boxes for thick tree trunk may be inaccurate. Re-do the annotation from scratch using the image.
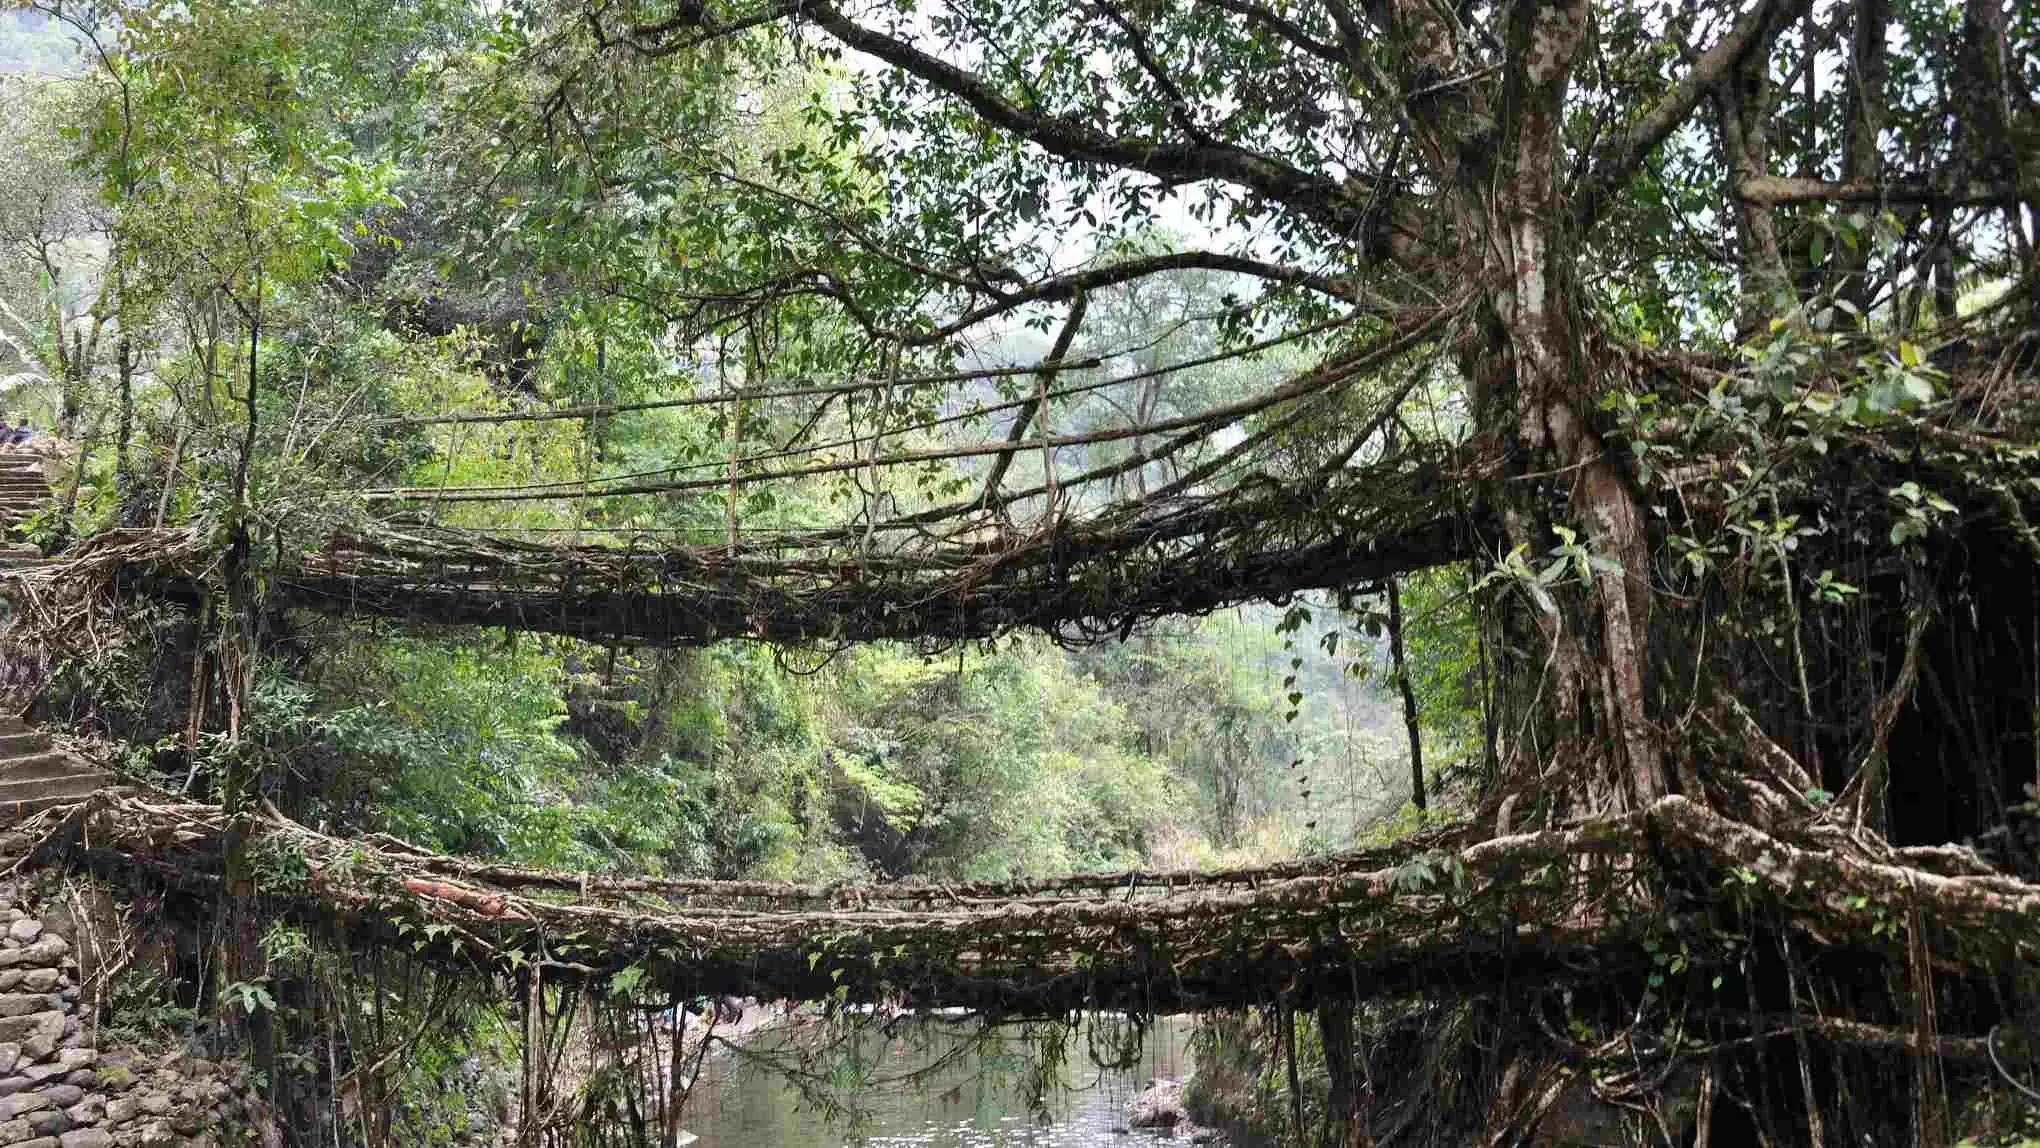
[114,335,144,527]
[1401,0,1666,811]
[221,306,271,1088]
[220,520,273,1088]
[1835,0,1889,316]
[1318,998,1365,1147]
[1711,1,1804,331]
[1386,577,1426,810]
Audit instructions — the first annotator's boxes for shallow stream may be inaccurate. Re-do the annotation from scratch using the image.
[676,1014,1214,1148]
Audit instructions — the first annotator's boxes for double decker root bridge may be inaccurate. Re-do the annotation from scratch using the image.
[0,318,2030,1073]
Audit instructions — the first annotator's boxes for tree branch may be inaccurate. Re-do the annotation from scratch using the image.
[898,251,1378,345]
[1573,0,1808,229]
[1095,0,1211,142]
[978,293,1086,508]
[610,0,806,54]
[1737,175,2030,207]
[799,0,1372,236]
[1205,0,1347,68]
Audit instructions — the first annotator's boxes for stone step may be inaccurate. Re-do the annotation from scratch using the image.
[0,732,53,756]
[0,752,87,783]
[0,773,108,812]
[0,769,106,794]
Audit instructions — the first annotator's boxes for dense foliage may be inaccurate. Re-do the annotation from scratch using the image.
[0,7,1433,897]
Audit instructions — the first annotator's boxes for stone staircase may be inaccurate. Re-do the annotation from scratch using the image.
[0,453,47,567]
[0,452,111,819]
[0,718,109,820]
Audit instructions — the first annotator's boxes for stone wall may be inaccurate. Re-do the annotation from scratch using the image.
[0,885,270,1148]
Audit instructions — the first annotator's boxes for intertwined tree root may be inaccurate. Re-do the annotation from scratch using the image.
[22,786,2034,1023]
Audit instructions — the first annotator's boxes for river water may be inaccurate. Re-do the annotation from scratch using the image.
[675,1014,1216,1148]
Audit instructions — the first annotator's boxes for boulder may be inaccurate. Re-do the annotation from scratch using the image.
[62,1093,102,1125]
[0,1012,61,1044]
[1125,1078,1187,1129]
[0,1089,50,1119]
